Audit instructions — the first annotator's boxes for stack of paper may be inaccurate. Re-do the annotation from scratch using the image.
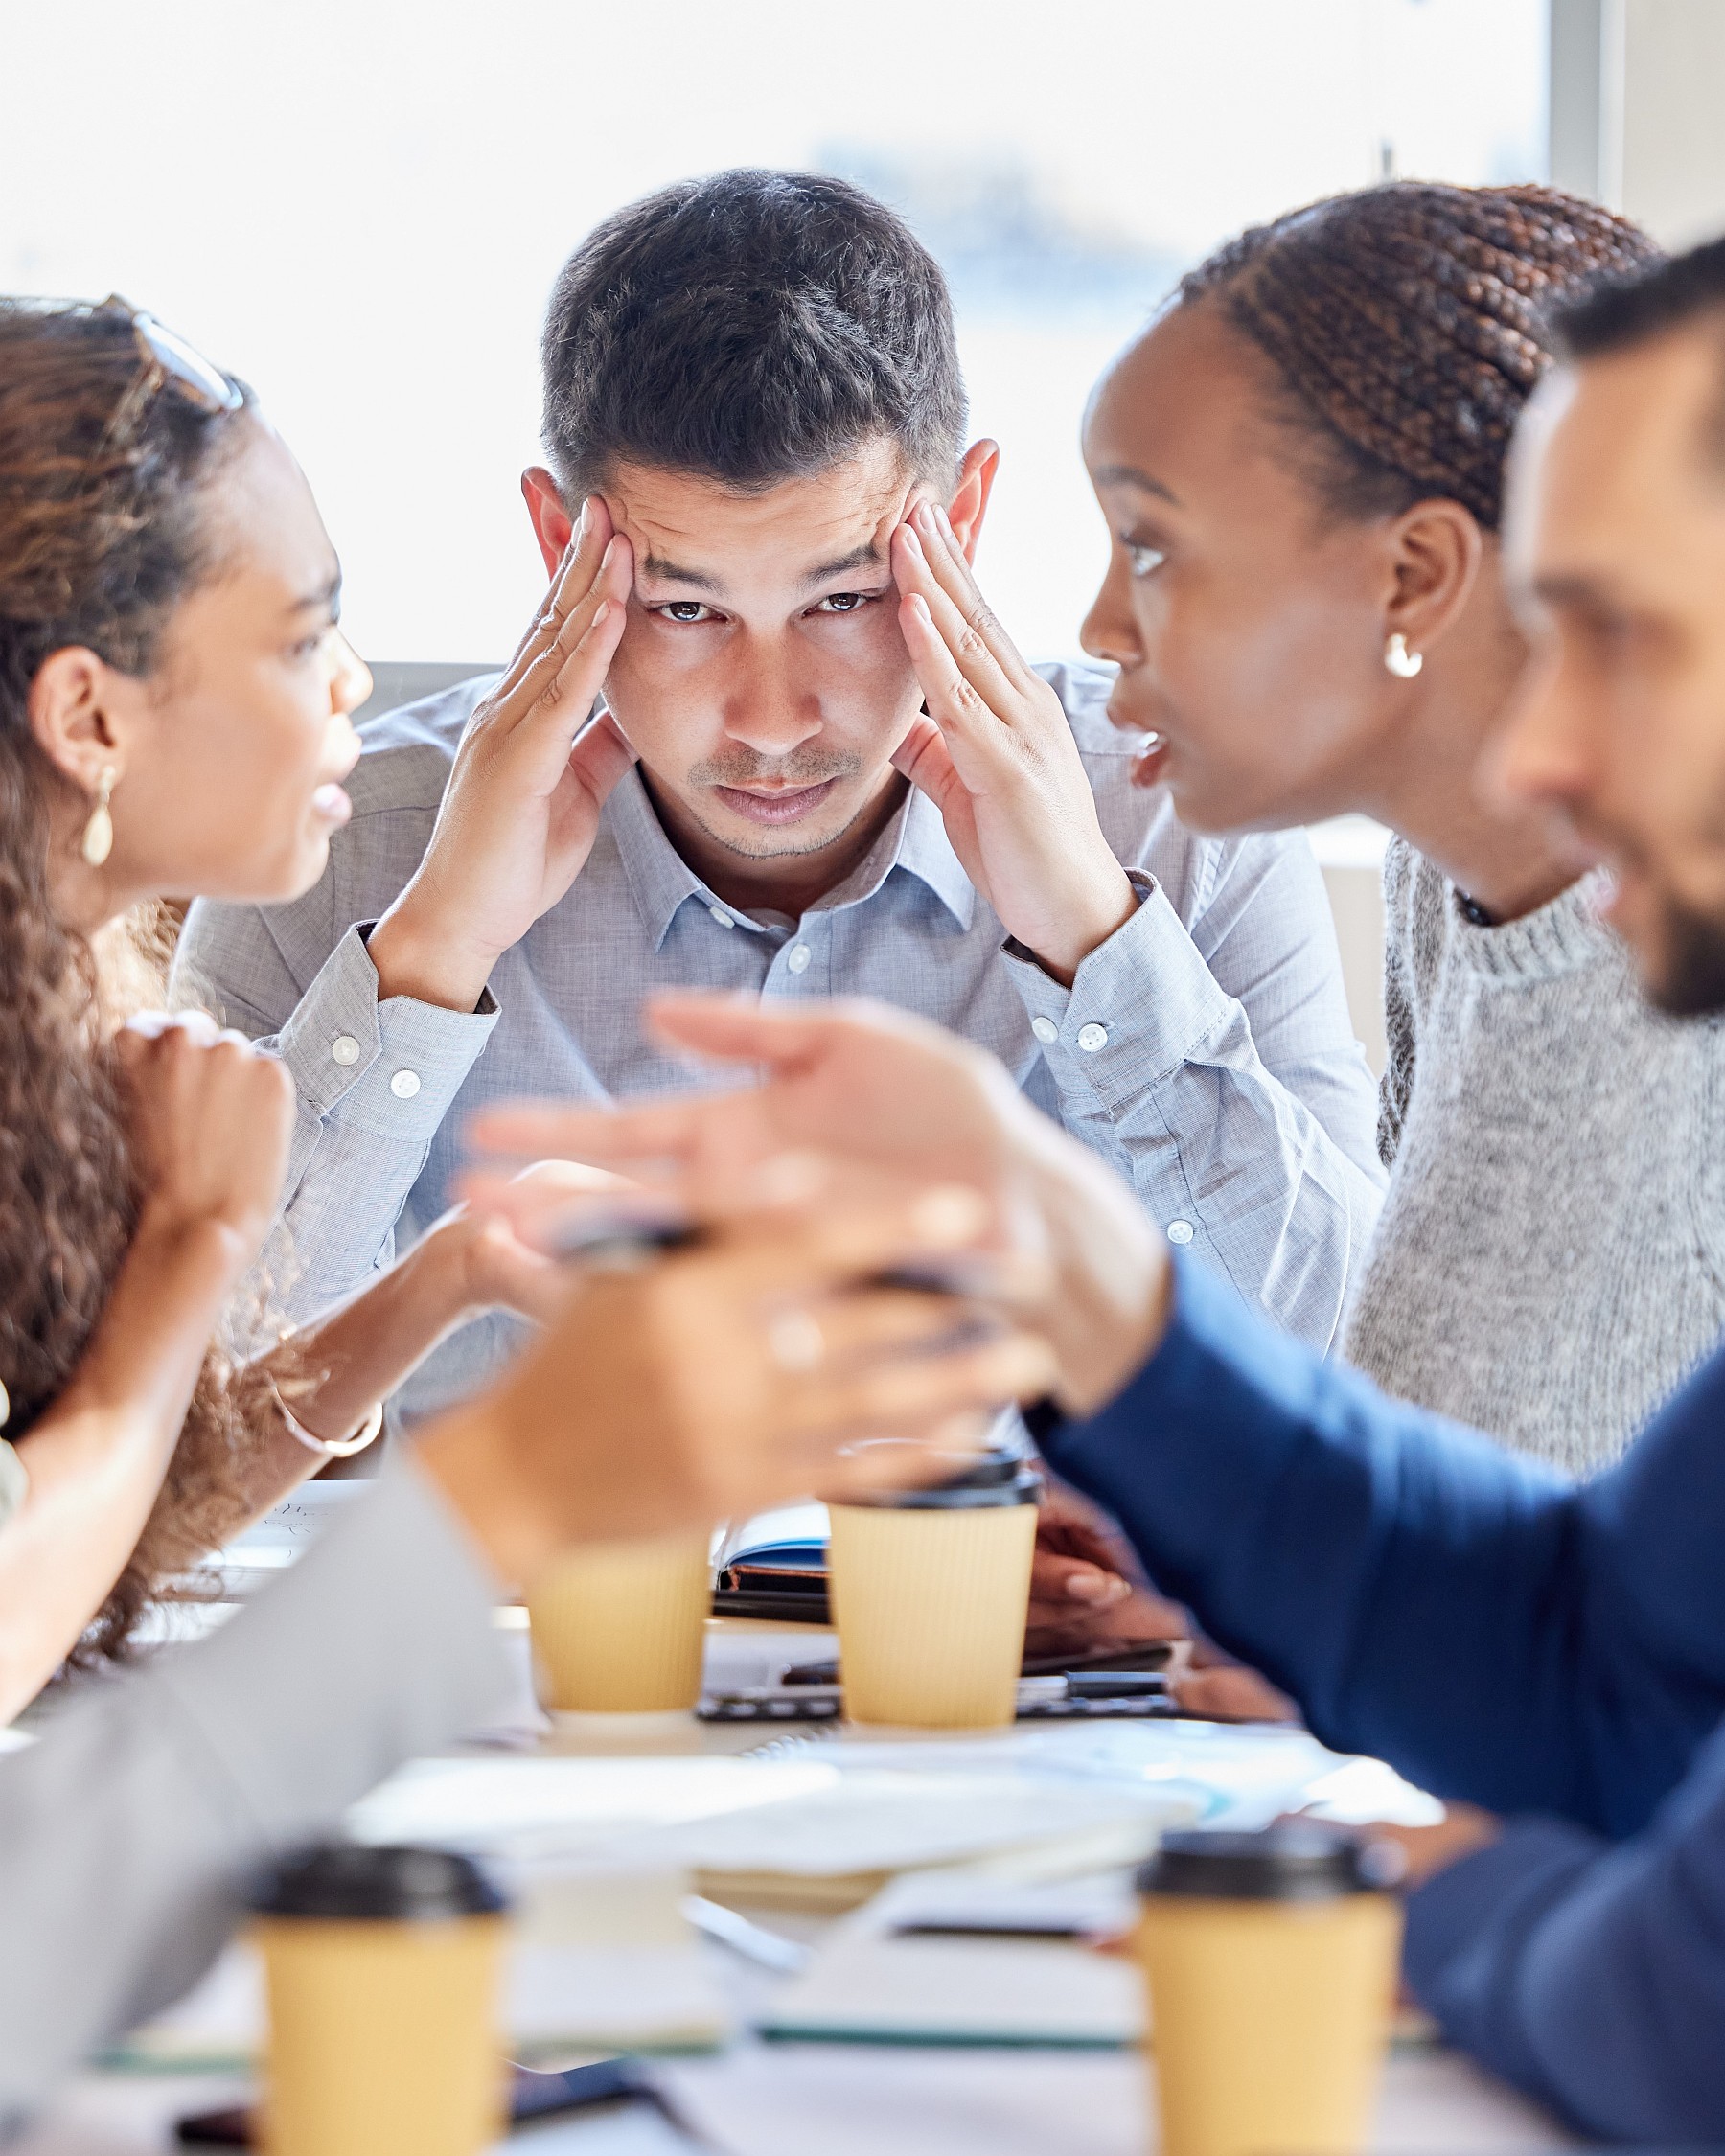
[346,1749,1196,1913]
[757,1865,1145,2048]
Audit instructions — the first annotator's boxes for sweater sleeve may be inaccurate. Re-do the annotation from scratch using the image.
[1375,842,1417,1168]
[1039,1255,1725,1837]
[1403,1720,1725,2143]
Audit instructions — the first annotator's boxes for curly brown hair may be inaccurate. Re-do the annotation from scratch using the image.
[0,300,272,1662]
[1178,182,1662,529]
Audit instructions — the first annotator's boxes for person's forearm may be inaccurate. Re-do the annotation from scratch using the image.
[367,899,497,1016]
[1039,1255,1678,1829]
[229,928,497,1328]
[0,1218,242,1722]
[1402,1763,1725,2145]
[1004,872,1385,1351]
[235,1221,490,1519]
[0,1458,511,2123]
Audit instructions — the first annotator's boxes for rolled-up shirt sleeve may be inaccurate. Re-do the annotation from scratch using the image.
[1003,832,1386,1349]
[265,924,497,1310]
[177,909,496,1319]
[0,1458,513,2128]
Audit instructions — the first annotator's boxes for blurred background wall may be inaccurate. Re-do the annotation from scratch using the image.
[6,1,1722,1068]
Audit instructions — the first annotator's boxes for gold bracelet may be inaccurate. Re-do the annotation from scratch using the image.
[270,1383,385,1460]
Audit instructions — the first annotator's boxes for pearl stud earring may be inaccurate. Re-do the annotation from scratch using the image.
[81,767,116,868]
[1384,632,1424,680]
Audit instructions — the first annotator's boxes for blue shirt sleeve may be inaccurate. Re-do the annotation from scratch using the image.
[1039,1255,1725,1837]
[1404,1725,1725,2141]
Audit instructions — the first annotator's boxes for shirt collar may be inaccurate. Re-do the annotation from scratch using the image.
[608,764,977,949]
[608,766,714,950]
[874,783,977,929]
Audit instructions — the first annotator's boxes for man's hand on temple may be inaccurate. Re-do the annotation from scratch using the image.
[889,500,1138,987]
[416,1174,1058,1592]
[368,496,635,1014]
[464,992,1173,1417]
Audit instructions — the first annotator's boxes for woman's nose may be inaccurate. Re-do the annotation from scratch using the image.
[1080,562,1140,668]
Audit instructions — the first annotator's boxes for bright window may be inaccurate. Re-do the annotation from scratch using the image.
[1,0,1546,665]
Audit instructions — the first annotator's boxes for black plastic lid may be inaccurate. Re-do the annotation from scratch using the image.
[248,1842,508,1922]
[862,1449,1042,1509]
[1136,1825,1405,1901]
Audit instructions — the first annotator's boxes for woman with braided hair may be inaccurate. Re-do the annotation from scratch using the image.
[1080,181,1701,1482]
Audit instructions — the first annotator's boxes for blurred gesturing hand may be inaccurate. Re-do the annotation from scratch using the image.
[890,501,1138,986]
[418,1180,1059,1589]
[116,1011,295,1270]
[368,496,635,1014]
[464,992,1170,1418]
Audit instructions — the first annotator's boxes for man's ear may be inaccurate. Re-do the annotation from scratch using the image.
[521,467,575,579]
[28,647,125,799]
[1382,497,1485,659]
[946,440,1001,564]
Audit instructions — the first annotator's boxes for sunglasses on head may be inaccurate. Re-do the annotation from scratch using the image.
[95,293,244,446]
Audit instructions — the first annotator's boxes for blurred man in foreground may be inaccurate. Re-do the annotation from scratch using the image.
[0,1178,1049,2126]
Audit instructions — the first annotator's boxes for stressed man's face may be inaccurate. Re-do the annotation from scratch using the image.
[1497,325,1725,1015]
[594,442,937,873]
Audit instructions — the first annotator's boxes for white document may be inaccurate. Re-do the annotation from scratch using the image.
[760,1932,1145,2048]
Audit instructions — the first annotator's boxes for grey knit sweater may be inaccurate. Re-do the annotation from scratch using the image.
[1339,837,1725,1474]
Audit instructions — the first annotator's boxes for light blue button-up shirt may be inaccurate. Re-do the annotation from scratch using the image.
[173,662,1384,1420]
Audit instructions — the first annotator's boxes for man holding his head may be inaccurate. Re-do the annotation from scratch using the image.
[480,236,1725,2143]
[174,170,1382,1427]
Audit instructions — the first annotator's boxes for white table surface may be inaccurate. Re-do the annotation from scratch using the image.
[15,1619,1576,2155]
[16,2044,1575,2156]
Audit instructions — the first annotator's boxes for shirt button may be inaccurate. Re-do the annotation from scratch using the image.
[1030,1016,1059,1045]
[707,905,735,929]
[331,1034,360,1067]
[787,944,812,975]
[389,1069,422,1100]
[1167,1220,1194,1246]
[1076,1021,1109,1053]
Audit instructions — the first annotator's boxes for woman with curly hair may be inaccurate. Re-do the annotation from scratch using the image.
[1076,183,1691,1477]
[0,297,581,1721]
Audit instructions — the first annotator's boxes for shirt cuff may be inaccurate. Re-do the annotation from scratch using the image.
[1001,871,1237,1110]
[276,922,499,1140]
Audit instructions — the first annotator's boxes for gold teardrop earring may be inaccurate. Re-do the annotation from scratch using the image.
[1384,632,1424,680]
[80,766,116,868]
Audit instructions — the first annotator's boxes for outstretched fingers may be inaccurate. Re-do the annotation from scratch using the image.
[786,1325,1056,1454]
[469,1096,705,1171]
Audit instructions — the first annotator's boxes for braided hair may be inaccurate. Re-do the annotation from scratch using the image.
[1178,183,1660,529]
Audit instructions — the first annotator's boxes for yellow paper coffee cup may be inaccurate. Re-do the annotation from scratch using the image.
[527,1532,713,1713]
[828,1456,1038,1728]
[250,1843,508,2156]
[1133,1825,1404,2156]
